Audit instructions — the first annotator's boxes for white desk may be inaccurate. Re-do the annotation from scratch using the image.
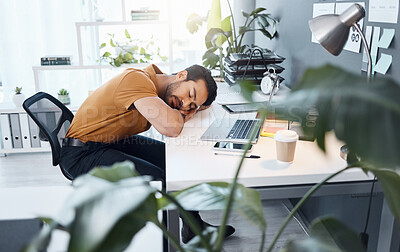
[166,104,371,191]
[165,102,396,251]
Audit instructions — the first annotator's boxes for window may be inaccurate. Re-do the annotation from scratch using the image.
[0,0,219,105]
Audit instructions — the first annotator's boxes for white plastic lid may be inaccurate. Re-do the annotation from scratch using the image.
[274,130,299,142]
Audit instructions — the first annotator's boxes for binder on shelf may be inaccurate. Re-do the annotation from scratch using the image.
[0,114,13,150]
[41,55,71,61]
[131,10,160,20]
[27,116,41,148]
[19,113,32,149]
[9,114,23,149]
[41,60,71,66]
[40,55,72,66]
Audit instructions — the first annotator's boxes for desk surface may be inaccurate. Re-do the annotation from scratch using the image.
[165,97,372,192]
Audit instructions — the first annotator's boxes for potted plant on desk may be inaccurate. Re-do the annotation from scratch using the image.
[57,88,70,105]
[25,65,400,251]
[186,0,278,77]
[12,86,25,107]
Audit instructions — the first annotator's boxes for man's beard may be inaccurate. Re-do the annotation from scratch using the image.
[164,81,182,109]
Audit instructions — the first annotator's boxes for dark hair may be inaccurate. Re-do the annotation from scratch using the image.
[185,65,217,106]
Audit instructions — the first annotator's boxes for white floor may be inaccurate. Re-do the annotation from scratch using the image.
[0,152,308,251]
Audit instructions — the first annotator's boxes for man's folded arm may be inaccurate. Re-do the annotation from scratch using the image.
[134,96,184,137]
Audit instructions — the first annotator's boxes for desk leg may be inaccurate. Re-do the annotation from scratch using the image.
[377,198,399,252]
[167,209,180,252]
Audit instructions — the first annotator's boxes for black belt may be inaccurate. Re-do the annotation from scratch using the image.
[62,138,87,147]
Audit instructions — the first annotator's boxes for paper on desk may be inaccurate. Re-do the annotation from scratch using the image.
[312,3,335,43]
[369,0,399,24]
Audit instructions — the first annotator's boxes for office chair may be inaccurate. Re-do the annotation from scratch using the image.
[23,92,74,180]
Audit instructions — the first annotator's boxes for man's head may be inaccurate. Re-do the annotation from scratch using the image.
[164,65,217,111]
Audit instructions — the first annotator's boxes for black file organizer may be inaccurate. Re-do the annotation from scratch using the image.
[223,49,286,86]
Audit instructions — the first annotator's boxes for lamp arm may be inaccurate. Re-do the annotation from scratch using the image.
[353,23,372,81]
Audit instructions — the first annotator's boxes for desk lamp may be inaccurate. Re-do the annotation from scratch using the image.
[309,3,371,80]
[309,4,372,159]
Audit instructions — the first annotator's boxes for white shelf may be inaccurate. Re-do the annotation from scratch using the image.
[33,64,108,71]
[0,147,51,155]
[32,62,171,92]
[32,62,171,71]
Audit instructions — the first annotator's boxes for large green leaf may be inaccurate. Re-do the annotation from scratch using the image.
[67,177,157,252]
[159,182,266,232]
[238,26,253,36]
[221,16,232,33]
[363,167,400,224]
[101,51,111,58]
[24,164,158,252]
[238,26,275,40]
[250,7,267,17]
[282,217,365,252]
[282,239,341,252]
[186,13,206,34]
[273,65,400,169]
[205,28,231,48]
[89,161,139,182]
[94,195,158,252]
[124,29,131,39]
[202,47,220,69]
[182,227,219,251]
[110,38,115,47]
[22,221,56,252]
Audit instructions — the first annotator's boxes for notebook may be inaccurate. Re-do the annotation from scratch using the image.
[200,118,262,144]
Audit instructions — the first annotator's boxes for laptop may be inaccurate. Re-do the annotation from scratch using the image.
[200,118,263,144]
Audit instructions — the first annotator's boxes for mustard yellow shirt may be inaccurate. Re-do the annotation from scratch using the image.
[66,64,163,143]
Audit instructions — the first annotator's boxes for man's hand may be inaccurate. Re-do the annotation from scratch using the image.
[134,96,184,137]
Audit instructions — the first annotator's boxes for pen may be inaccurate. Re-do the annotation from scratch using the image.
[214,153,260,159]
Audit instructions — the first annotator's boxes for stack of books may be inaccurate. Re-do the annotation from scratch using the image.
[41,55,71,66]
[131,10,160,20]
[223,51,285,86]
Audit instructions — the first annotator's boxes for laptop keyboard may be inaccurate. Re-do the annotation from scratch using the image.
[227,119,257,140]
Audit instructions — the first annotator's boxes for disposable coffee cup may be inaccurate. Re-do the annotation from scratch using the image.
[274,130,299,163]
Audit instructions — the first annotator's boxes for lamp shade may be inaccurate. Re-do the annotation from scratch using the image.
[309,4,365,56]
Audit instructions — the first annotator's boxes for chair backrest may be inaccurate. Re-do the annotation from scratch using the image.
[23,92,74,179]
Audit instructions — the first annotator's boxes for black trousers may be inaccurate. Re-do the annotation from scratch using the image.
[60,135,165,180]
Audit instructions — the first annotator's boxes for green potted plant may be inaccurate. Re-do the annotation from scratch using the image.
[57,88,70,105]
[12,86,25,107]
[99,29,167,67]
[186,0,278,76]
[25,65,400,252]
